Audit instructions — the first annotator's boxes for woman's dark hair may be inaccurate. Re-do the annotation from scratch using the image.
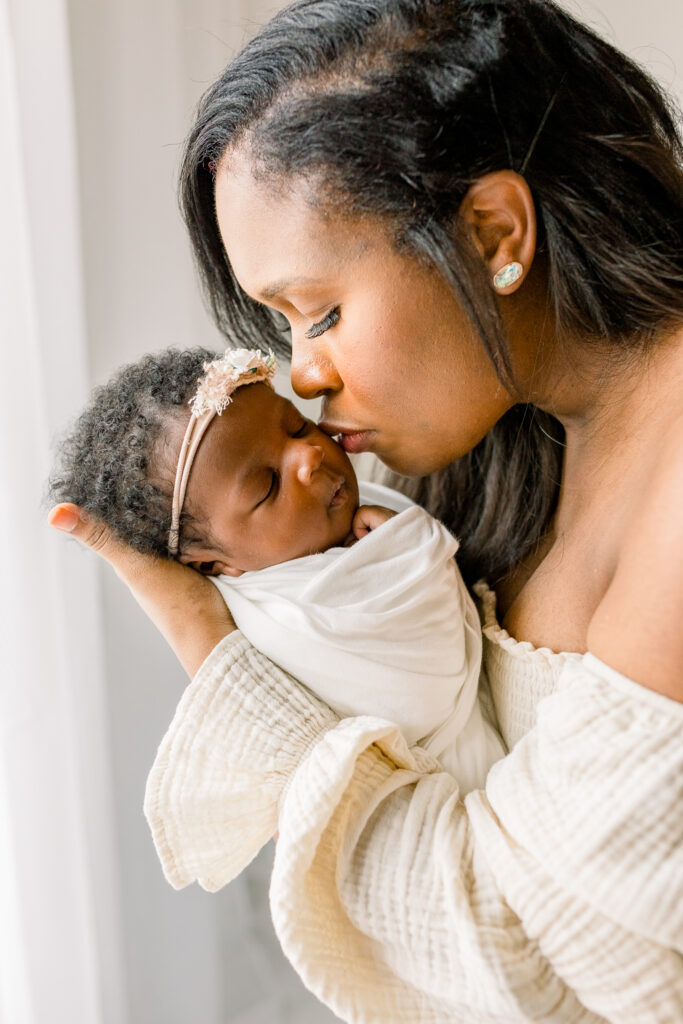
[180,0,683,584]
[49,348,218,557]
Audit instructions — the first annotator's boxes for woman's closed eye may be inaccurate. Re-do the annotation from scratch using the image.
[305,307,340,340]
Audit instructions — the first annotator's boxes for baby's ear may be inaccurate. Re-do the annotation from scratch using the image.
[182,557,243,577]
[219,564,244,578]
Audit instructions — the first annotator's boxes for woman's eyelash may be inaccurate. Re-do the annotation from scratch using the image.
[305,307,340,339]
[292,420,309,437]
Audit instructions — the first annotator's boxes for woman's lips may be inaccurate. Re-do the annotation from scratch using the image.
[339,431,375,454]
[319,419,377,454]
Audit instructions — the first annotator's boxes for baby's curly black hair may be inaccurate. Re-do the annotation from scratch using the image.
[49,347,218,557]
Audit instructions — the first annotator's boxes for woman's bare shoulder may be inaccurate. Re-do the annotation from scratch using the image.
[586,414,683,701]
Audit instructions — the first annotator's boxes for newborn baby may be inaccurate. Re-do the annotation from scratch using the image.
[51,346,504,794]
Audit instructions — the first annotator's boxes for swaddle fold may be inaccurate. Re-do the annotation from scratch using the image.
[211,487,505,789]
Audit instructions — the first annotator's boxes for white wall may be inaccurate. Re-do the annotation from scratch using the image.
[562,0,682,97]
[64,1,681,1022]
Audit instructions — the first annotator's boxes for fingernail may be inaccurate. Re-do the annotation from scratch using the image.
[49,506,79,533]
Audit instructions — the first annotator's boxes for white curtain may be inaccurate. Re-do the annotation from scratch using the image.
[0,1,126,1022]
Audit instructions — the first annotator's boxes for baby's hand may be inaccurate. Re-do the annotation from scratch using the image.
[348,504,397,543]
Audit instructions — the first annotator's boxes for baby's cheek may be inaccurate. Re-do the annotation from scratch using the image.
[327,503,356,550]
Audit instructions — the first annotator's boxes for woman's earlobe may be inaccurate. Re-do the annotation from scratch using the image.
[492,261,524,292]
[458,169,536,289]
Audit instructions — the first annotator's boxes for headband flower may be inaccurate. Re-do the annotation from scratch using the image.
[189,347,277,417]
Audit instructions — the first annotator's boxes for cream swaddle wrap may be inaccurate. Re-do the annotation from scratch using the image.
[211,482,504,792]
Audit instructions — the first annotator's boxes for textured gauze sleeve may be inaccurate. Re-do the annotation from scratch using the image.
[144,632,683,1024]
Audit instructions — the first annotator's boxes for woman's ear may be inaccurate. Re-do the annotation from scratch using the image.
[458,170,537,294]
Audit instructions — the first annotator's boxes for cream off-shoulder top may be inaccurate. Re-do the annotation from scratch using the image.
[144,582,683,1024]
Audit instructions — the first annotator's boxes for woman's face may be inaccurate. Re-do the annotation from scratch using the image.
[215,157,513,476]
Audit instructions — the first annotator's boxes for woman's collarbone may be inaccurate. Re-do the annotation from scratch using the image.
[496,529,619,656]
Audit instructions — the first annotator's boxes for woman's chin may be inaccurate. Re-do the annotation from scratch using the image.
[376,449,449,478]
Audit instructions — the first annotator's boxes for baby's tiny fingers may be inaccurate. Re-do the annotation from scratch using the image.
[353,523,372,540]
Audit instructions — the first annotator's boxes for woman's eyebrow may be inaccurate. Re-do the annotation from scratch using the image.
[259,275,316,300]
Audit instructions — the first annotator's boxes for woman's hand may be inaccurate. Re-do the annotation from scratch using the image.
[48,504,236,677]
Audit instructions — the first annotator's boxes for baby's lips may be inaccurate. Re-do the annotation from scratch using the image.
[328,479,348,508]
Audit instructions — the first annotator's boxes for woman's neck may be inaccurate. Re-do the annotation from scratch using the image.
[546,325,683,526]
[506,260,683,473]
[495,323,683,649]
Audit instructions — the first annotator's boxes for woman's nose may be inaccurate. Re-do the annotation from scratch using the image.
[290,340,342,400]
[294,442,324,486]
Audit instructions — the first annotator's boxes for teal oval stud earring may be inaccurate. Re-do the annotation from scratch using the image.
[492,261,524,291]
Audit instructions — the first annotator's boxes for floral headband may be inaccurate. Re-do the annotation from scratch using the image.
[167,348,277,556]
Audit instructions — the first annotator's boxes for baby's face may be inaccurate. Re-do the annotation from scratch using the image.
[180,383,359,575]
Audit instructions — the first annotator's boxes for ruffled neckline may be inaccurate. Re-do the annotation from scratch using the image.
[473,581,584,666]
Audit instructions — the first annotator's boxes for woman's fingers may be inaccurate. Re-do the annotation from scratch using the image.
[48,503,155,588]
[48,503,129,565]
[47,503,81,534]
[49,503,107,551]
[48,502,236,676]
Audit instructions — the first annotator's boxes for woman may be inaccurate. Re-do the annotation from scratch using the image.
[50,0,683,1021]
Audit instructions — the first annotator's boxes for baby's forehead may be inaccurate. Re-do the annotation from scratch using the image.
[225,385,304,446]
[243,384,297,419]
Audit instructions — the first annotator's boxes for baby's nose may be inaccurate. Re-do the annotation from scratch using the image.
[296,443,324,485]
